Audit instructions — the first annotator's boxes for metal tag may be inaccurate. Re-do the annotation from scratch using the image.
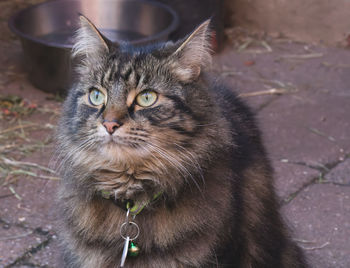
[120,235,130,267]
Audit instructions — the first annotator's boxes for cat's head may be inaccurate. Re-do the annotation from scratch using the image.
[58,16,222,200]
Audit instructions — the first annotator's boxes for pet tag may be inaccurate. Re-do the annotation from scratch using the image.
[120,209,140,267]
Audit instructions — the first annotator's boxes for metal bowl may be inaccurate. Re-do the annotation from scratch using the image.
[9,0,178,94]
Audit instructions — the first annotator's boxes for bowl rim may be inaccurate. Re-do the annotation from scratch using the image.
[8,0,179,49]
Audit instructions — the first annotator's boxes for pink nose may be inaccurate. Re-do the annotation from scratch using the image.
[103,120,121,134]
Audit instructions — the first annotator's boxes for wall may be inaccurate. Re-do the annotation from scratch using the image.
[225,0,350,45]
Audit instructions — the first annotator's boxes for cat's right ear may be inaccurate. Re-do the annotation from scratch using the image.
[72,15,114,60]
[168,20,212,82]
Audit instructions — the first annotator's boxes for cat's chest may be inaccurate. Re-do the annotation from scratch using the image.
[91,164,160,200]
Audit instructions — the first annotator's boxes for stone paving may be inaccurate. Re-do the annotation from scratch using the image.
[0,2,349,267]
[214,42,350,267]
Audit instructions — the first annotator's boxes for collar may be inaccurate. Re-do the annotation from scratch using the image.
[99,190,162,215]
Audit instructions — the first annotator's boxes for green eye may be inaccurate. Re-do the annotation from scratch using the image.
[89,89,106,106]
[136,90,158,107]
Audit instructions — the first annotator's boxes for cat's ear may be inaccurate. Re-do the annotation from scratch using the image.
[72,15,112,59]
[171,20,212,82]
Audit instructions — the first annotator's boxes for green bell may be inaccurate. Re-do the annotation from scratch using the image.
[128,242,140,257]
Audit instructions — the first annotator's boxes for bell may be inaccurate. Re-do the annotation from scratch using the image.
[128,242,140,257]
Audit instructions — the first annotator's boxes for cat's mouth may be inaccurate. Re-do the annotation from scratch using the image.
[100,134,144,149]
[95,123,151,152]
[101,134,120,144]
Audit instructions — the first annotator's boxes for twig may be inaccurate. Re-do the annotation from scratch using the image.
[18,119,27,139]
[17,203,31,212]
[220,73,295,91]
[0,231,33,241]
[36,175,60,181]
[37,107,61,116]
[300,242,330,251]
[9,186,22,200]
[0,123,38,135]
[10,169,37,177]
[238,88,287,98]
[280,53,323,59]
[322,62,350,68]
[280,159,330,172]
[221,71,243,77]
[0,144,17,152]
[294,238,317,244]
[260,41,272,52]
[237,39,253,52]
[9,169,60,181]
[308,127,336,142]
[1,156,57,174]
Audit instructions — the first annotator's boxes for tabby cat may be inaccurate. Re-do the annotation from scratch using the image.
[56,16,307,267]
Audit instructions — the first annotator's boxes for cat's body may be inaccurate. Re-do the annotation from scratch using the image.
[57,17,307,267]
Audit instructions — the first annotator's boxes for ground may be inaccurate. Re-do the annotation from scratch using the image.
[0,2,349,268]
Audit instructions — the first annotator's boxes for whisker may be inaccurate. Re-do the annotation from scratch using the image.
[145,141,203,194]
[172,142,205,186]
[148,134,205,185]
[56,135,97,175]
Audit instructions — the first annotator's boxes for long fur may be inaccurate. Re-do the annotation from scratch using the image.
[56,18,308,267]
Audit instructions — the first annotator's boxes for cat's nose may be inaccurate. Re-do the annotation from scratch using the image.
[102,120,122,135]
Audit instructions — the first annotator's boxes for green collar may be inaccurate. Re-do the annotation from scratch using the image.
[99,190,162,215]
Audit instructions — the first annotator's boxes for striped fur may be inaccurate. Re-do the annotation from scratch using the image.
[56,18,308,267]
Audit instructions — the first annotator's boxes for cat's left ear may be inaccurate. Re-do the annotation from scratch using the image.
[72,15,113,59]
[170,20,212,82]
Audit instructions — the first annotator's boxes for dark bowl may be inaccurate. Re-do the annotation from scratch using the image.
[9,0,178,94]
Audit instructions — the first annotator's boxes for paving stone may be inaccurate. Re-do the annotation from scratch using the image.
[325,158,350,185]
[282,183,350,268]
[0,115,60,229]
[213,45,286,110]
[259,88,350,166]
[272,159,319,201]
[0,177,59,230]
[0,220,48,266]
[26,235,61,267]
[256,45,350,167]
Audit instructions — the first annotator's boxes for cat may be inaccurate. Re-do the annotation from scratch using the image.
[56,16,308,268]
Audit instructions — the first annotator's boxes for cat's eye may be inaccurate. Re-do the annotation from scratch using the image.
[136,90,158,107]
[89,88,106,106]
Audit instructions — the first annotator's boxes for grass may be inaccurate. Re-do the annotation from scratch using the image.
[225,27,273,54]
[0,156,60,186]
[0,93,60,186]
[220,67,298,98]
[0,94,38,118]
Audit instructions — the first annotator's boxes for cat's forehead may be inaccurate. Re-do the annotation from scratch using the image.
[98,51,160,94]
